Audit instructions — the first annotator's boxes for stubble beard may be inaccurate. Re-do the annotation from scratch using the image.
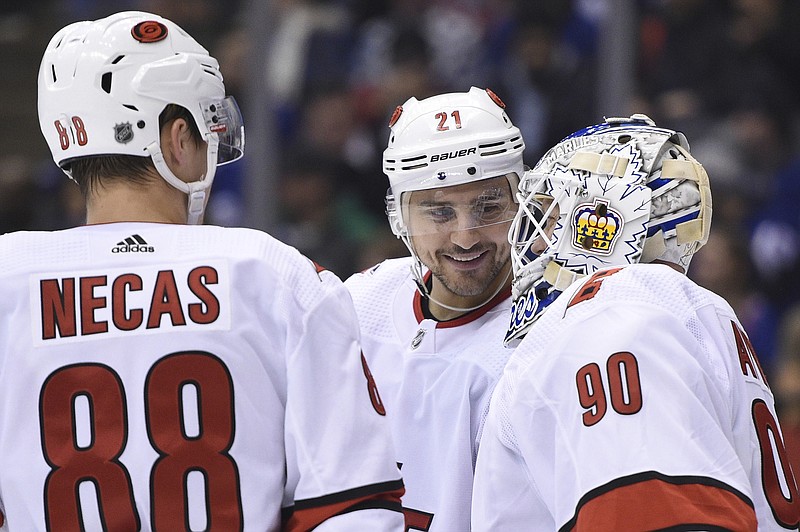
[429,245,511,298]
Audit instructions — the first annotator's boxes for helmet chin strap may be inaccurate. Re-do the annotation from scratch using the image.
[145,135,219,224]
[410,254,512,314]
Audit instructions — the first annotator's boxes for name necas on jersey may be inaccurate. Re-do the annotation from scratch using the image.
[31,260,230,344]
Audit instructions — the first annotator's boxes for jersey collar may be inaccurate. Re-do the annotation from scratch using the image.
[413,271,512,328]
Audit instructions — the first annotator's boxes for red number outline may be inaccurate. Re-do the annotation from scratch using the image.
[576,352,642,427]
[39,352,243,531]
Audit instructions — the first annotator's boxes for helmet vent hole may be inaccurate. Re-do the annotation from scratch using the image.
[101,72,112,94]
[111,55,125,64]
[480,141,504,149]
[50,64,57,83]
[123,104,139,111]
[617,134,631,144]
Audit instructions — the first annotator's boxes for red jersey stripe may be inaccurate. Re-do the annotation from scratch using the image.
[564,477,757,531]
[284,483,404,531]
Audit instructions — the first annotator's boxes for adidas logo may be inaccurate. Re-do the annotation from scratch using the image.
[112,234,155,253]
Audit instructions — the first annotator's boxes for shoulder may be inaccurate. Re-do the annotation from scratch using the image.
[153,225,352,311]
[560,263,721,319]
[344,257,414,302]
[506,264,720,379]
[0,229,76,276]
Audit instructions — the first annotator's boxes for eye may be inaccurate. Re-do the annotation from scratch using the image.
[474,194,511,223]
[426,206,456,223]
[476,201,504,221]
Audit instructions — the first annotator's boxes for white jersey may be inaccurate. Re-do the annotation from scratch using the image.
[0,222,404,531]
[472,263,800,531]
[345,257,513,531]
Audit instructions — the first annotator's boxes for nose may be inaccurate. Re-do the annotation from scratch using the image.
[450,226,481,250]
[530,235,548,255]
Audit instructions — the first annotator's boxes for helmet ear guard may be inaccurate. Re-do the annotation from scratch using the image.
[385,187,402,237]
[505,114,712,345]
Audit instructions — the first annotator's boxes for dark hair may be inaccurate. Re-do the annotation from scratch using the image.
[67,104,203,198]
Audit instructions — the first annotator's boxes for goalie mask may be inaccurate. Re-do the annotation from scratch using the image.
[505,114,711,344]
[383,87,525,310]
[37,11,245,224]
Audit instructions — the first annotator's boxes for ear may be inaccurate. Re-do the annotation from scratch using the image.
[161,118,194,168]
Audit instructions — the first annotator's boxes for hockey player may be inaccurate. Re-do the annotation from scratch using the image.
[0,11,403,530]
[471,114,800,530]
[345,87,525,530]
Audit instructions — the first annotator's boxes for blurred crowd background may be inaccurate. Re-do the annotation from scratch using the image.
[4,0,800,467]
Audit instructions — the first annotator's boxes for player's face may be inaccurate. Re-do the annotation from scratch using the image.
[406,175,516,307]
[530,196,559,255]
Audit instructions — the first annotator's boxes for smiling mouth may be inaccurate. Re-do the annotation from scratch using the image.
[445,249,488,264]
[451,253,482,262]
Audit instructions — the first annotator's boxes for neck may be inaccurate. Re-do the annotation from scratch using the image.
[85,176,189,225]
[651,259,685,274]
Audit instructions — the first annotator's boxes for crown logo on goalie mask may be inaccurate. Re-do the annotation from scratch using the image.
[572,199,623,254]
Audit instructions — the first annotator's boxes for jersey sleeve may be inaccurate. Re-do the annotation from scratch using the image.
[472,389,550,529]
[475,302,758,531]
[281,266,404,531]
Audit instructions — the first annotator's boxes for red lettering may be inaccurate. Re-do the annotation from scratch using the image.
[732,320,769,388]
[80,276,108,335]
[112,274,143,331]
[187,267,220,324]
[147,271,186,328]
[40,278,77,340]
[361,353,386,416]
[41,268,221,339]
[567,268,622,308]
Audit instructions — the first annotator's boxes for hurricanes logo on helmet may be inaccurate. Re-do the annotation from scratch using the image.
[131,21,168,43]
[573,199,622,254]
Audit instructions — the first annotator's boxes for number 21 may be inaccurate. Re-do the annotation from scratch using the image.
[436,110,462,131]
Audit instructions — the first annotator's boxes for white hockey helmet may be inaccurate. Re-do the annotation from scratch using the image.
[505,114,712,344]
[37,11,244,224]
[383,87,525,300]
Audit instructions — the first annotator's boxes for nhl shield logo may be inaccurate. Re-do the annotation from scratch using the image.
[114,122,134,144]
